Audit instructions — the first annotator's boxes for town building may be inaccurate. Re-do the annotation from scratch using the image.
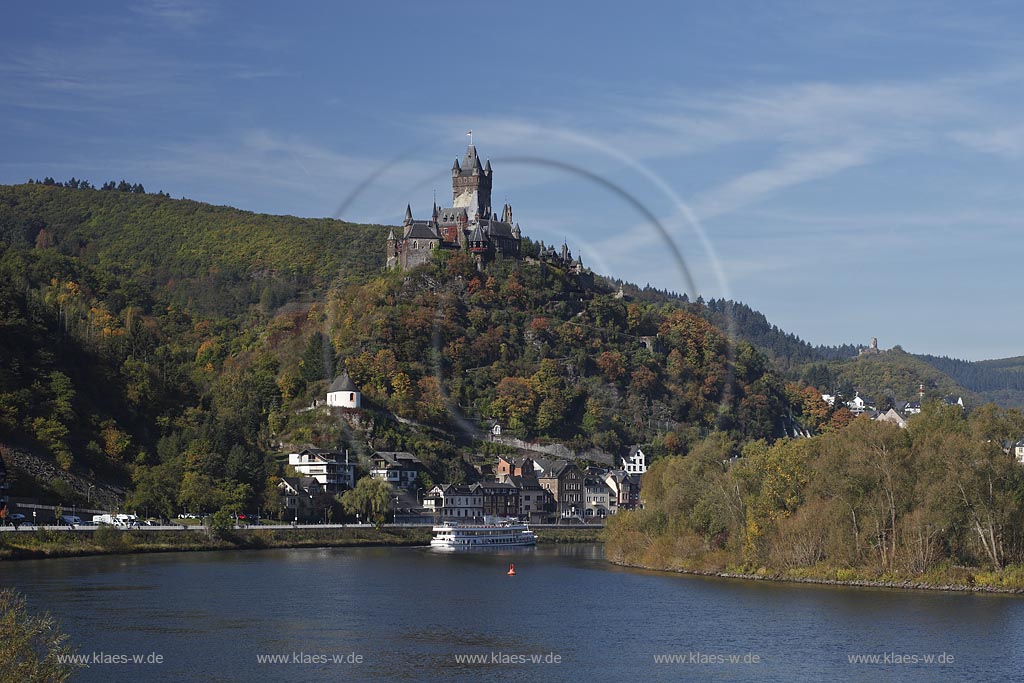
[1014,438,1024,465]
[498,473,553,524]
[370,451,423,489]
[942,396,966,410]
[583,476,612,518]
[476,481,520,518]
[873,408,908,429]
[423,484,484,520]
[536,459,584,519]
[622,447,648,476]
[288,448,356,492]
[603,470,642,512]
[278,477,325,523]
[496,455,535,479]
[848,393,876,415]
[387,141,522,271]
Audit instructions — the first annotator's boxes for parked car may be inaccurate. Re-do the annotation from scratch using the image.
[58,515,83,527]
[6,513,28,528]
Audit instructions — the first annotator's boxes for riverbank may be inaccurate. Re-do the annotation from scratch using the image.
[0,525,603,561]
[0,527,431,561]
[607,557,1024,595]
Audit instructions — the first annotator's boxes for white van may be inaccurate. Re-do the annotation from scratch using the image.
[92,513,139,528]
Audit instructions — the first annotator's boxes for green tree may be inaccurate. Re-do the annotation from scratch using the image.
[340,477,393,526]
[0,588,81,683]
[125,461,181,520]
[300,332,327,383]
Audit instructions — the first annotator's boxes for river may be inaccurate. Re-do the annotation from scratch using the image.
[3,544,1021,682]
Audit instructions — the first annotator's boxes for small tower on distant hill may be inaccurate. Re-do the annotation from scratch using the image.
[326,371,361,409]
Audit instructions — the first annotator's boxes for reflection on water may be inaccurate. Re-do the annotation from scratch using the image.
[4,544,1022,683]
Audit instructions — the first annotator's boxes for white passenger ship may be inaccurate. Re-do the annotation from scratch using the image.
[430,517,536,548]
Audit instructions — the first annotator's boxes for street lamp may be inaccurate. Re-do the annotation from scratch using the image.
[86,484,95,505]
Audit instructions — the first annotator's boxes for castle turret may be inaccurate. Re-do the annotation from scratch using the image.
[452,143,492,220]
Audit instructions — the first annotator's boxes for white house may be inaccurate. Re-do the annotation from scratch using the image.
[423,484,484,520]
[623,447,647,476]
[1014,438,1024,465]
[942,396,965,410]
[288,448,356,492]
[821,393,836,407]
[847,393,875,415]
[326,371,361,409]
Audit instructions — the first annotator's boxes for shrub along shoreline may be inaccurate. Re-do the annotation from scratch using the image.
[0,525,602,561]
[605,556,1024,594]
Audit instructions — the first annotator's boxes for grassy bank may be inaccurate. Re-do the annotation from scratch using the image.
[534,527,604,544]
[0,525,603,561]
[0,527,431,561]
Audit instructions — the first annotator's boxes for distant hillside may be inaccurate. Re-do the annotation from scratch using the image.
[794,348,973,406]
[916,354,1024,408]
[613,280,861,370]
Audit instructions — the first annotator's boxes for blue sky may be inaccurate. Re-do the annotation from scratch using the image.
[3,1,1024,360]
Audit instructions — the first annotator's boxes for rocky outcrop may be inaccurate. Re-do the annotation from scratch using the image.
[3,446,124,510]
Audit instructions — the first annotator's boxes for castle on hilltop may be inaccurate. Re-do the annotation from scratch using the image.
[386,142,522,271]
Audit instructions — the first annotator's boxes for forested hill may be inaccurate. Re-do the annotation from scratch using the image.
[0,182,387,505]
[0,181,798,515]
[0,182,387,316]
[613,281,861,370]
[916,354,1024,407]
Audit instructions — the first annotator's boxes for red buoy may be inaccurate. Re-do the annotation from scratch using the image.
[507,563,516,576]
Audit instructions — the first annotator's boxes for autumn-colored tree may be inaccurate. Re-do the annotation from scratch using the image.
[490,377,538,434]
[596,351,626,383]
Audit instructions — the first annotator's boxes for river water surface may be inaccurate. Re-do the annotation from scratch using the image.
[3,543,1021,682]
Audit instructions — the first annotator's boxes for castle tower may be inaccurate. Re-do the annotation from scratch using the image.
[452,144,492,220]
[385,227,398,270]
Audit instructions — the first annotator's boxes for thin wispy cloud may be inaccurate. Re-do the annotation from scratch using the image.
[693,144,873,219]
[131,0,213,31]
